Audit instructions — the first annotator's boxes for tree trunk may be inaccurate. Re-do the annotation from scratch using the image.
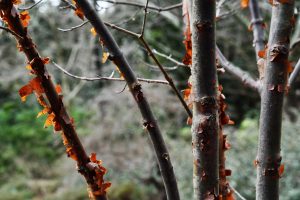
[256,1,295,200]
[191,0,219,199]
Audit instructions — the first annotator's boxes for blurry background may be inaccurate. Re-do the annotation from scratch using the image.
[0,0,300,199]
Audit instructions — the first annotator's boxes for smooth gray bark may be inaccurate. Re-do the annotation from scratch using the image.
[257,1,295,200]
[75,1,180,199]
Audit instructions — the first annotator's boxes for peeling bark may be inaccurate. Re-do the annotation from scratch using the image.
[191,0,219,199]
[257,1,295,199]
[0,1,108,199]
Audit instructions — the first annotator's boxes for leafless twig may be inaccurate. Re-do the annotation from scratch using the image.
[98,0,182,13]
[216,46,260,92]
[18,0,44,11]
[57,21,89,32]
[230,186,247,200]
[140,0,149,37]
[153,49,190,67]
[52,61,169,85]
[288,58,300,87]
[290,38,300,51]
[0,25,23,39]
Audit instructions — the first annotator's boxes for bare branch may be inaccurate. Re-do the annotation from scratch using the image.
[288,58,300,87]
[140,0,149,37]
[98,0,182,13]
[153,49,190,67]
[0,25,23,39]
[71,1,181,199]
[18,0,44,11]
[103,22,192,117]
[290,38,300,51]
[52,61,169,85]
[230,186,247,200]
[57,20,89,32]
[216,46,260,92]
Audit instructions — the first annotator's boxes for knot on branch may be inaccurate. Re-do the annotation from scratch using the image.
[194,20,213,32]
[132,82,144,102]
[257,156,284,179]
[270,44,289,62]
[197,96,217,113]
[143,120,155,130]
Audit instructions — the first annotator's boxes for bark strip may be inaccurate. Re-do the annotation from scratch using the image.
[191,0,219,199]
[0,1,108,199]
[256,1,295,200]
[74,1,180,199]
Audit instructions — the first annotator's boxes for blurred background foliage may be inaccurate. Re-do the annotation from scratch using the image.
[0,0,300,199]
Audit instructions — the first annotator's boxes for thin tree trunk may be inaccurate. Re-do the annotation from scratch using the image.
[256,1,295,200]
[191,0,219,199]
[0,2,108,199]
[74,1,180,199]
[249,0,265,61]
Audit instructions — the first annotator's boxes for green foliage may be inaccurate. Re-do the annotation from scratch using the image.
[0,101,62,181]
[0,99,91,183]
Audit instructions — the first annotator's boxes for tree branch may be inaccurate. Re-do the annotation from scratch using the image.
[52,61,169,85]
[98,0,182,13]
[0,2,109,200]
[57,20,89,32]
[18,0,44,11]
[74,0,181,199]
[288,58,300,87]
[0,25,23,39]
[248,0,265,61]
[216,46,260,92]
[256,1,295,199]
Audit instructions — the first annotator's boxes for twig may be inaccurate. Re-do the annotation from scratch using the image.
[153,49,190,67]
[57,20,89,32]
[115,83,127,94]
[290,38,300,51]
[140,0,149,37]
[18,0,44,11]
[216,46,260,92]
[0,25,23,39]
[288,58,300,87]
[230,186,247,200]
[73,0,181,199]
[61,0,76,10]
[98,0,182,13]
[52,61,169,84]
[103,22,192,117]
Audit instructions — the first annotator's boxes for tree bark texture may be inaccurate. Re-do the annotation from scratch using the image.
[74,1,180,199]
[191,0,219,199]
[256,1,295,200]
